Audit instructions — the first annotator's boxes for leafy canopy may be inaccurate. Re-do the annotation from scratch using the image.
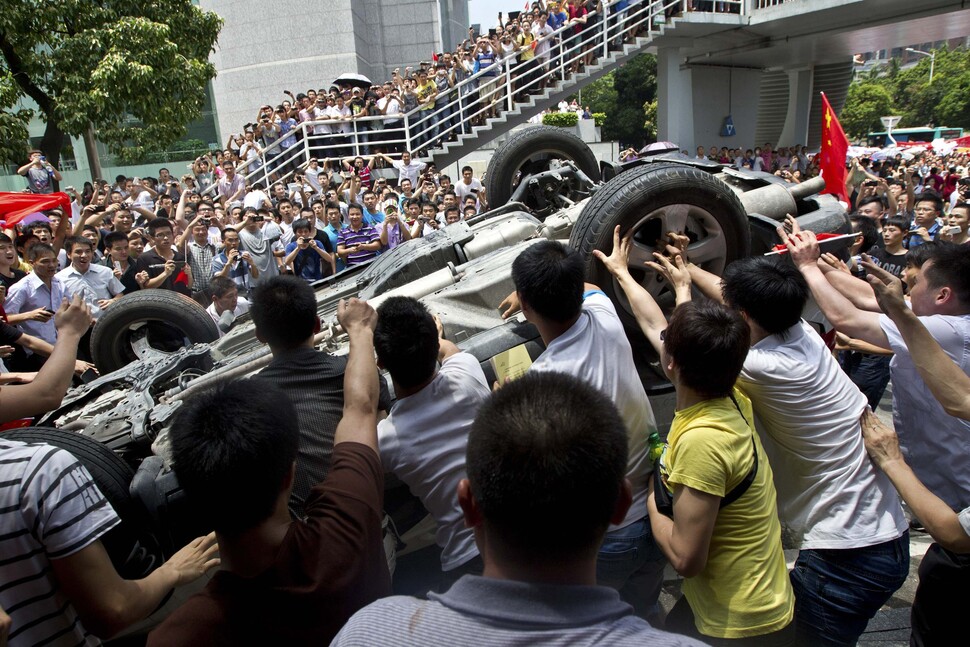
[0,0,222,164]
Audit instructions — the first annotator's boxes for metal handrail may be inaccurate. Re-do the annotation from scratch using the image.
[207,0,699,198]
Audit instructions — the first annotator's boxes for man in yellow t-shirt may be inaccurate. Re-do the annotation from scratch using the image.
[413,70,438,151]
[592,230,794,643]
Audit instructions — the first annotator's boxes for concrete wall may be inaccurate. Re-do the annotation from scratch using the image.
[689,66,762,151]
[201,0,467,142]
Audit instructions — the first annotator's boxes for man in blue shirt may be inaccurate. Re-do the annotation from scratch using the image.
[360,190,385,227]
[284,218,334,281]
[322,203,347,272]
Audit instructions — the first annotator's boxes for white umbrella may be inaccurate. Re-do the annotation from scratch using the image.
[333,73,373,89]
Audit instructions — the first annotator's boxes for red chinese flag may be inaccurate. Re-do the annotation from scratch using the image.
[0,191,72,228]
[432,51,438,63]
[819,92,849,204]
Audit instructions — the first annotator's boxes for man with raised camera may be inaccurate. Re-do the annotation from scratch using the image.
[284,218,335,281]
[237,207,282,285]
[134,218,193,295]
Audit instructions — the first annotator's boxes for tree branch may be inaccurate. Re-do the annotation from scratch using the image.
[0,32,53,115]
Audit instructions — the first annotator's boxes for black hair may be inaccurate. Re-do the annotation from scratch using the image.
[170,378,299,535]
[858,195,886,211]
[221,227,238,240]
[26,242,55,262]
[102,231,128,249]
[147,217,173,236]
[511,240,584,323]
[721,256,808,335]
[906,241,937,269]
[347,203,363,215]
[849,215,880,253]
[0,233,12,245]
[883,216,910,232]
[374,297,439,389]
[923,242,970,306]
[208,275,237,298]
[664,300,750,399]
[953,201,970,212]
[251,275,318,350]
[292,218,312,233]
[64,235,93,254]
[914,191,944,213]
[467,371,628,561]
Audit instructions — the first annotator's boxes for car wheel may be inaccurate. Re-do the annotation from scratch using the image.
[4,427,164,579]
[485,125,601,212]
[570,163,750,390]
[91,290,219,374]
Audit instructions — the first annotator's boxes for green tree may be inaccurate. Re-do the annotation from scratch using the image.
[643,99,658,141]
[567,53,658,146]
[840,82,895,138]
[0,1,222,171]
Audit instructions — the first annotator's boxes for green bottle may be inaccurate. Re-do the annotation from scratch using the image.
[648,431,663,463]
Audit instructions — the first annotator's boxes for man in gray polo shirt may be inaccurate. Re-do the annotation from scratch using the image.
[332,372,702,647]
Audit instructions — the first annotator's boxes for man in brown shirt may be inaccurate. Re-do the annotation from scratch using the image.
[148,297,390,645]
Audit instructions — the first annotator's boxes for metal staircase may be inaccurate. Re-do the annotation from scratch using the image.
[223,0,688,192]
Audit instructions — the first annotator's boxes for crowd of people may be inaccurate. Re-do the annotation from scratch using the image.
[3,130,970,646]
[1,150,491,371]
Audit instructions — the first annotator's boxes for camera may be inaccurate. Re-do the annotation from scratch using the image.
[864,179,877,187]
[253,215,265,222]
[201,218,211,227]
[298,237,307,244]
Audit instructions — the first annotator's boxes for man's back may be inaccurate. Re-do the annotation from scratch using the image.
[258,348,389,518]
[530,291,655,529]
[377,352,489,570]
[331,576,703,647]
[149,443,391,646]
[738,320,907,548]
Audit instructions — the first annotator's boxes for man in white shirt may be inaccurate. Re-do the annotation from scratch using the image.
[380,150,427,187]
[499,240,665,621]
[55,236,125,321]
[783,230,970,647]
[5,243,66,351]
[206,275,251,336]
[374,296,490,584]
[454,166,485,206]
[681,252,909,646]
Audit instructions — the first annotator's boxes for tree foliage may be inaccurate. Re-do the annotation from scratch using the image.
[0,0,222,168]
[568,53,658,147]
[841,46,970,140]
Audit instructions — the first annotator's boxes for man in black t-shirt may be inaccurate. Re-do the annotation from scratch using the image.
[134,218,192,296]
[867,217,910,287]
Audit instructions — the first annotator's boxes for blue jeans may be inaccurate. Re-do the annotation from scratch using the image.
[596,517,667,622]
[790,532,909,647]
[839,352,891,411]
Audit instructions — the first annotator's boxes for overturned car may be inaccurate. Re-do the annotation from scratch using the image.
[7,126,850,582]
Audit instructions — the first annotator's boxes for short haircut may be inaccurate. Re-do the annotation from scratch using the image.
[209,275,237,298]
[103,231,129,249]
[915,192,944,212]
[221,227,238,240]
[362,190,376,200]
[850,215,880,253]
[952,201,970,212]
[461,165,473,174]
[24,222,52,236]
[923,242,970,306]
[858,195,886,211]
[325,201,341,213]
[907,244,939,270]
[664,300,750,399]
[27,242,55,262]
[347,203,362,215]
[511,240,584,323]
[170,379,299,535]
[64,236,94,253]
[883,216,910,232]
[292,218,311,233]
[721,256,808,335]
[444,206,460,217]
[250,275,317,350]
[467,372,628,561]
[147,217,173,236]
[0,233,12,245]
[374,297,439,389]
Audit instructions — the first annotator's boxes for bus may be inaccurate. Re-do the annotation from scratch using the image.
[866,126,964,147]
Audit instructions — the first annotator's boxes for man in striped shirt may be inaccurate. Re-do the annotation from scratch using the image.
[0,441,219,646]
[337,204,381,267]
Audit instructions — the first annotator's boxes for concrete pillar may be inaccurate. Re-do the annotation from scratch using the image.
[657,47,694,150]
[778,67,813,147]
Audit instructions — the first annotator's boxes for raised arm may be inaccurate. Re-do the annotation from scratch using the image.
[333,298,380,452]
[781,227,889,348]
[591,225,669,355]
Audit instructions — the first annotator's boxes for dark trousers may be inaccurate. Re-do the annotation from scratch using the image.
[911,543,970,646]
[839,351,892,411]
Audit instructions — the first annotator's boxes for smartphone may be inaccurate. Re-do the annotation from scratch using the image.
[79,368,99,384]
[113,261,122,271]
[942,225,962,236]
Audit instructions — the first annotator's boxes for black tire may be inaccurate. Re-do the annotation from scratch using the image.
[4,427,164,579]
[91,289,219,374]
[570,163,750,390]
[485,125,601,210]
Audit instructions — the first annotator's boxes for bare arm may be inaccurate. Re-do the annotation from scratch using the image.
[333,298,380,452]
[51,533,218,639]
[822,265,881,312]
[862,411,970,552]
[646,484,721,578]
[0,296,88,422]
[782,228,889,348]
[863,260,970,420]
